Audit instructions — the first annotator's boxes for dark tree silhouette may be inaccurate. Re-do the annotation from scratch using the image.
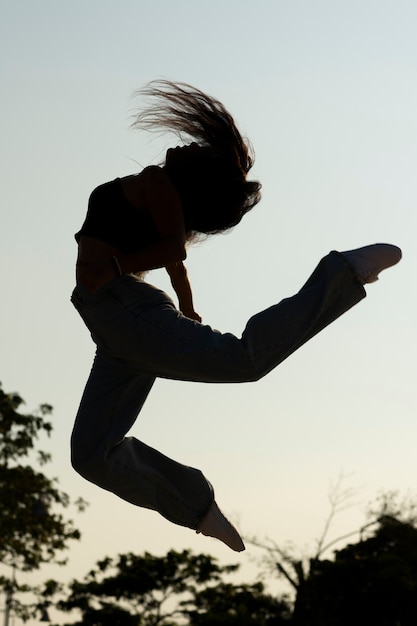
[299,514,417,626]
[56,550,236,625]
[0,382,85,622]
[247,487,417,626]
[185,580,291,625]
[54,549,291,625]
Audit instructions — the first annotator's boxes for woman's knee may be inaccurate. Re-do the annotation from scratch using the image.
[70,433,100,481]
[70,445,91,479]
[237,356,271,383]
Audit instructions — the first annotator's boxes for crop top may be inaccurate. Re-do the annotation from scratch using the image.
[75,178,159,253]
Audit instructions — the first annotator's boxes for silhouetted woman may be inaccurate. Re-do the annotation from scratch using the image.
[71,81,401,552]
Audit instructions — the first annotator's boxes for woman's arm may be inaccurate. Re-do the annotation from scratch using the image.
[165,261,202,322]
[120,168,200,320]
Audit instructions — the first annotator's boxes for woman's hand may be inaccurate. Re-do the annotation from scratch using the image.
[181,308,202,323]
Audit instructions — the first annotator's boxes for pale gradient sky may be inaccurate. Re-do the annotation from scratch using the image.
[1,0,416,622]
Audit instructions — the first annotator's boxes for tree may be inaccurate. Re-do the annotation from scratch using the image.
[247,485,417,626]
[185,580,291,625]
[53,549,291,625]
[0,382,85,621]
[246,474,360,624]
[300,513,417,626]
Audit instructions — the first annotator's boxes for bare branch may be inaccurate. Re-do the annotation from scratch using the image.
[315,472,358,558]
[245,536,303,591]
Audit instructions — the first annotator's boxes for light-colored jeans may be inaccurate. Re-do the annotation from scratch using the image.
[71,251,365,529]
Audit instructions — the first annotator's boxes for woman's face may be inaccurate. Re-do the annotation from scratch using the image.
[165,143,203,169]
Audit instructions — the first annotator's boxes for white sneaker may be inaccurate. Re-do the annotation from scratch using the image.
[196,501,245,552]
[342,244,402,284]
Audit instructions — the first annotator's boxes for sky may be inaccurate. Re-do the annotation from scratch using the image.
[1,0,417,622]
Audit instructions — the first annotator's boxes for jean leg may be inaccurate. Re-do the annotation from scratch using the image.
[240,251,366,378]
[71,351,213,529]
[94,251,365,383]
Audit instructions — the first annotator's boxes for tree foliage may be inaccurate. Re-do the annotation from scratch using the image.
[299,514,417,626]
[0,382,83,571]
[248,486,417,626]
[52,549,291,625]
[0,382,86,623]
[185,580,291,625]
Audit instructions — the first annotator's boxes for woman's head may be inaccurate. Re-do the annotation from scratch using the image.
[131,81,261,236]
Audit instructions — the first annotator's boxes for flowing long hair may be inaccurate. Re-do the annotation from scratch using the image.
[131,80,261,234]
